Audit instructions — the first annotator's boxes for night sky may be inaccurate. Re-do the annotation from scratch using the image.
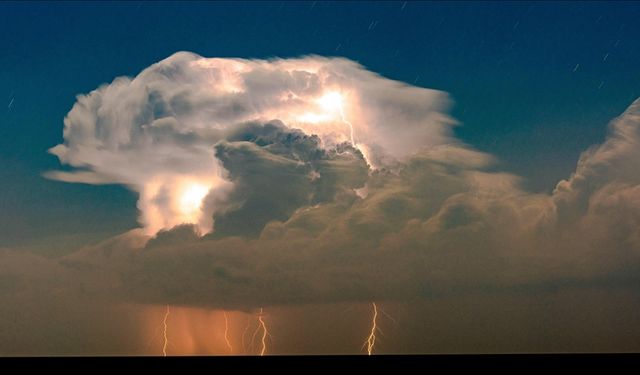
[1,1,640,355]
[2,1,638,246]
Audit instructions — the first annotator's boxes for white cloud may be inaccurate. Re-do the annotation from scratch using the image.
[46,52,454,235]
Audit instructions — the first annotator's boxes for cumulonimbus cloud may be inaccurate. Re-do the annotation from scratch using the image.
[45,52,453,235]
[11,52,640,311]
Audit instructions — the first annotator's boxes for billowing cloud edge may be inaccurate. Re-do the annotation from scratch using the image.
[2,52,639,311]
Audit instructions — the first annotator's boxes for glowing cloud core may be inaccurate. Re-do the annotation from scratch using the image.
[179,183,209,220]
[318,91,344,112]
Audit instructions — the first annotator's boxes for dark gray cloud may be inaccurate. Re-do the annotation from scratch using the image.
[211,120,368,238]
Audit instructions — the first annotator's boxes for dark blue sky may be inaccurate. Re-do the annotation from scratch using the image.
[1,1,639,246]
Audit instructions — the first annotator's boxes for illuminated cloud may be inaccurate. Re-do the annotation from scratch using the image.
[45,52,453,235]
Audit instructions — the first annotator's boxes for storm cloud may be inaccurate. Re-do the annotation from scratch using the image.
[2,53,640,353]
[44,52,452,235]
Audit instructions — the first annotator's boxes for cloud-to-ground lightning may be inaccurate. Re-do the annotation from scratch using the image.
[162,305,170,357]
[363,302,378,355]
[258,308,269,356]
[223,311,233,354]
[248,308,271,355]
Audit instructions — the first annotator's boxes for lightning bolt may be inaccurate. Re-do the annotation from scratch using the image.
[162,305,170,357]
[338,99,356,146]
[223,311,233,354]
[248,308,271,355]
[363,302,378,355]
[258,308,269,356]
[333,93,374,169]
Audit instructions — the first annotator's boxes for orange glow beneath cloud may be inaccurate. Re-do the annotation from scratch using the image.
[142,305,273,356]
[136,302,398,355]
[141,305,243,355]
